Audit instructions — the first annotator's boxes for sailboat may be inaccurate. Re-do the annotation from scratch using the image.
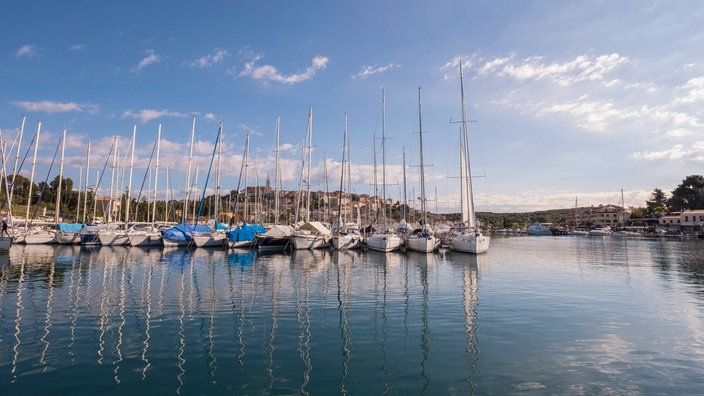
[162,122,219,247]
[225,133,265,248]
[99,127,137,246]
[255,116,293,252]
[192,122,229,247]
[332,113,363,250]
[405,86,439,253]
[128,126,164,247]
[291,107,332,250]
[447,62,490,254]
[366,89,402,253]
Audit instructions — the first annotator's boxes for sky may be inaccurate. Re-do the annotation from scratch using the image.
[2,0,704,213]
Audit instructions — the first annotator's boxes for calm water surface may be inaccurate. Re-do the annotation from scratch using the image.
[1,236,703,395]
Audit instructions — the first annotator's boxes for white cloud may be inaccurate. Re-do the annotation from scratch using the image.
[351,63,400,79]
[238,54,329,84]
[479,53,628,86]
[69,44,86,51]
[15,44,38,58]
[122,109,189,123]
[674,76,704,104]
[132,49,161,72]
[440,55,474,79]
[204,113,217,120]
[11,100,99,114]
[631,142,704,161]
[187,48,228,68]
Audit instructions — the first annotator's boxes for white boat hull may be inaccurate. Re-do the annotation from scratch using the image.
[55,232,81,245]
[193,234,228,248]
[449,233,490,254]
[366,233,402,252]
[128,233,163,247]
[405,234,439,253]
[291,234,330,250]
[24,230,57,245]
[332,234,363,250]
[98,231,130,246]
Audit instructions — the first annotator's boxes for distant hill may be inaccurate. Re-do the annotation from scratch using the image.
[440,209,572,229]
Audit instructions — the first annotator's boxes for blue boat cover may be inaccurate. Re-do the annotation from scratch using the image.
[226,222,266,242]
[58,223,84,233]
[215,221,230,231]
[161,222,214,241]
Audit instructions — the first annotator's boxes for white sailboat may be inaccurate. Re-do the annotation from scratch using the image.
[128,126,163,247]
[405,86,439,253]
[367,89,402,253]
[291,107,332,250]
[448,62,490,254]
[332,113,363,250]
[100,127,137,246]
[193,122,228,248]
[254,116,293,252]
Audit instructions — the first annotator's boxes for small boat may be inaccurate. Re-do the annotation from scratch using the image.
[226,222,266,249]
[526,223,552,236]
[589,226,612,236]
[332,223,364,250]
[291,221,332,250]
[255,224,293,252]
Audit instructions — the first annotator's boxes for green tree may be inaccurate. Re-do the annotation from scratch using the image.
[646,188,668,214]
[668,175,704,210]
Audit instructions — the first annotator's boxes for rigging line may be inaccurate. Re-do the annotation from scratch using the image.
[0,134,36,214]
[133,139,158,222]
[84,138,117,223]
[28,134,63,225]
[194,123,221,226]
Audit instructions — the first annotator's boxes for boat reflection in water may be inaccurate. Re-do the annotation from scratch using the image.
[0,244,481,394]
[3,237,704,394]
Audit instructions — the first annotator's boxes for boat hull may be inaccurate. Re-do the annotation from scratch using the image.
[405,234,439,253]
[193,234,228,248]
[128,233,163,247]
[366,233,402,252]
[332,234,364,250]
[291,234,330,250]
[449,233,490,254]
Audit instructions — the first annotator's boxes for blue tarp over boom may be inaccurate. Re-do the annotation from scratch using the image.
[58,223,84,233]
[161,222,214,242]
[215,221,230,231]
[227,222,266,242]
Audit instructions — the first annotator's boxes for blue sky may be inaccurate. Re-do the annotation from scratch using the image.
[2,1,704,213]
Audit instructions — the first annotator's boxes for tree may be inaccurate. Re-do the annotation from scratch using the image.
[646,188,668,214]
[668,175,704,210]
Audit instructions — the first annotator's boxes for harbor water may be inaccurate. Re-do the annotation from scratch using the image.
[1,236,703,394]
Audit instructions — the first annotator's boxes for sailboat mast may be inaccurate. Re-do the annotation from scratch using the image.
[82,142,90,224]
[125,125,136,224]
[417,86,427,228]
[184,117,195,222]
[9,115,26,208]
[381,89,387,229]
[152,124,161,224]
[274,117,280,225]
[54,128,66,223]
[338,114,347,225]
[107,136,119,223]
[403,146,408,223]
[459,61,476,228]
[244,133,250,223]
[306,106,313,223]
[215,121,223,223]
[25,122,41,226]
